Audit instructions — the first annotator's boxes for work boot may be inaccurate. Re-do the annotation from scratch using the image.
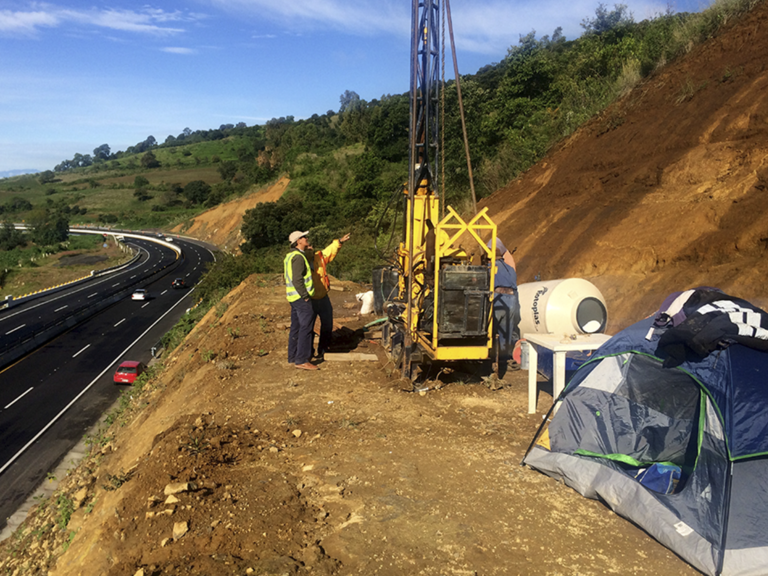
[295,362,319,371]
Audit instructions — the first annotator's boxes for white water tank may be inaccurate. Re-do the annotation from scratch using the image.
[517,278,607,336]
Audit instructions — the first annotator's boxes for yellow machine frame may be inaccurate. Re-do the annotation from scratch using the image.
[396,187,497,365]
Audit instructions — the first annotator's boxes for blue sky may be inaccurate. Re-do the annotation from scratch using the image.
[0,0,711,174]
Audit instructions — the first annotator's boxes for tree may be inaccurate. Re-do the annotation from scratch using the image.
[4,197,32,213]
[339,90,361,113]
[93,143,111,161]
[217,161,238,181]
[134,189,152,202]
[28,208,69,245]
[141,151,160,169]
[581,3,633,34]
[38,170,55,184]
[134,175,150,188]
[183,180,212,204]
[0,221,26,251]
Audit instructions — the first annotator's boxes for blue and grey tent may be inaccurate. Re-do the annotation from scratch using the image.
[523,289,768,576]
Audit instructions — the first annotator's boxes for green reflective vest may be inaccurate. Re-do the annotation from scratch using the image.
[284,250,315,302]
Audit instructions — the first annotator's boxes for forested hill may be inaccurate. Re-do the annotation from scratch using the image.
[0,1,760,289]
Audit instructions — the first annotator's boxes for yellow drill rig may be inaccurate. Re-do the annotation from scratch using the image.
[376,0,499,379]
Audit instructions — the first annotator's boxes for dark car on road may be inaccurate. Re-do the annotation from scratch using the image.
[172,278,185,289]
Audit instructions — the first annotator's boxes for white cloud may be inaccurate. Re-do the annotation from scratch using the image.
[0,3,199,37]
[0,10,59,34]
[202,0,691,55]
[161,46,197,55]
[205,0,405,35]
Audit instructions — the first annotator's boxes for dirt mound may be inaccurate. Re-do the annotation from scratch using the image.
[482,1,768,330]
[173,176,289,252]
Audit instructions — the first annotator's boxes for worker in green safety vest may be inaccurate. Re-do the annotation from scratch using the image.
[284,230,318,370]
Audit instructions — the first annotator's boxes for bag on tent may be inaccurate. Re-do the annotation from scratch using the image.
[633,463,681,494]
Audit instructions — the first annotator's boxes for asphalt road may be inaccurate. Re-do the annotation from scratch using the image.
[0,235,215,528]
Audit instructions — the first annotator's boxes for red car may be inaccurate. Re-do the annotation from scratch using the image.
[113,361,146,384]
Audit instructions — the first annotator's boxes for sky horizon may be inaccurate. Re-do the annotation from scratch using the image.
[0,0,711,175]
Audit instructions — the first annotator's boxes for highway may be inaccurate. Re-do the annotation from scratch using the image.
[0,234,215,528]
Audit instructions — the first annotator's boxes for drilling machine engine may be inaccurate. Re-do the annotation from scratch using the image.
[378,0,499,379]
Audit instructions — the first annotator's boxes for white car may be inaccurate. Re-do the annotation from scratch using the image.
[131,289,148,301]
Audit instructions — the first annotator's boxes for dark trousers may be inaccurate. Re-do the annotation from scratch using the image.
[311,295,334,356]
[288,298,316,365]
[493,293,521,360]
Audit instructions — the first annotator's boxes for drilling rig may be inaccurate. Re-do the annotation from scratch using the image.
[378,0,499,380]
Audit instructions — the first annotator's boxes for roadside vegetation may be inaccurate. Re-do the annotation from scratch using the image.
[0,0,761,286]
[0,234,130,298]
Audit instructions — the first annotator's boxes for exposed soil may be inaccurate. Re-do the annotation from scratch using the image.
[3,3,768,575]
[171,176,290,252]
[55,254,108,267]
[2,278,699,576]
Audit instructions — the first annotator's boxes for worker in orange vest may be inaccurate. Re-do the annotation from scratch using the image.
[306,233,351,361]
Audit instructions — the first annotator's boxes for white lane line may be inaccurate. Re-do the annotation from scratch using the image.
[130,275,136,279]
[141,302,150,308]
[186,273,190,277]
[5,324,26,335]
[73,344,91,358]
[4,387,34,410]
[114,318,125,327]
[112,283,121,287]
[0,284,196,476]
[87,293,98,298]
[161,290,168,295]
[54,305,68,312]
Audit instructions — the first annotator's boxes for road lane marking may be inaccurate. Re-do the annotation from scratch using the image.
[4,387,34,410]
[0,284,196,476]
[161,290,168,295]
[112,283,121,287]
[73,344,91,358]
[87,293,98,298]
[5,324,25,335]
[54,305,68,312]
[141,302,150,308]
[130,275,136,279]
[114,319,125,327]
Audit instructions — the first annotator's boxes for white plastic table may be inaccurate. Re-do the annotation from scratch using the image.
[524,333,612,414]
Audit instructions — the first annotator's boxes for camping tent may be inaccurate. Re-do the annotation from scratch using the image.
[523,289,768,576]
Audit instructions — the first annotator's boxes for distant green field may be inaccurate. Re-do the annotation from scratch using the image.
[0,142,233,229]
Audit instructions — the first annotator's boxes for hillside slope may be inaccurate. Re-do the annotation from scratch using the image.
[172,176,290,252]
[483,1,768,330]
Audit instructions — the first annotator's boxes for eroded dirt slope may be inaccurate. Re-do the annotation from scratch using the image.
[483,1,768,330]
[173,176,289,252]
